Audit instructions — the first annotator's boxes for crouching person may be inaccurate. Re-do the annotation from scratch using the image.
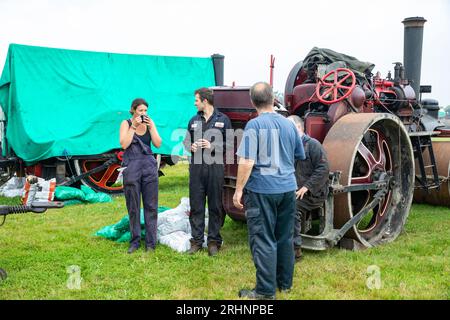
[288,115,330,261]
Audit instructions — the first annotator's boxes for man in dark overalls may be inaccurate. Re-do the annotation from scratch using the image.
[183,88,232,256]
[288,115,329,261]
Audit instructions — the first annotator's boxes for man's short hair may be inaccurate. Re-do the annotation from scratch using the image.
[195,87,214,105]
[249,82,274,108]
[287,115,304,129]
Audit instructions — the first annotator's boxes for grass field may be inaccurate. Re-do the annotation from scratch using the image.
[0,163,448,300]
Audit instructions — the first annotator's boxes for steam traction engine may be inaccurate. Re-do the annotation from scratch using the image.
[216,17,450,250]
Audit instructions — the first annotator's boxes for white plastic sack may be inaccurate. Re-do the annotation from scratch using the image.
[0,176,26,197]
[157,214,191,238]
[157,197,190,227]
[22,177,56,205]
[159,232,208,253]
[159,231,192,253]
[154,197,212,253]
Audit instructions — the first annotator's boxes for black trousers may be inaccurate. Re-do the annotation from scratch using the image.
[189,164,224,246]
[244,189,296,296]
[294,193,325,247]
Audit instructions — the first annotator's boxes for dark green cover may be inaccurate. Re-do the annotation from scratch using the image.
[303,47,375,79]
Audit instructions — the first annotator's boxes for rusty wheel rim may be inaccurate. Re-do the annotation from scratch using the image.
[323,113,414,247]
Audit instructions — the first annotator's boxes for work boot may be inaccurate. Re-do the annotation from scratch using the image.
[188,241,202,255]
[127,245,139,254]
[145,245,155,253]
[278,287,291,294]
[238,289,275,300]
[294,246,303,262]
[207,242,219,256]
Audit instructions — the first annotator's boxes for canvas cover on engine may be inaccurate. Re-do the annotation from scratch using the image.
[302,47,375,81]
[0,44,215,163]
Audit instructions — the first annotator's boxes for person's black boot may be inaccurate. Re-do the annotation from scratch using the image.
[238,289,275,300]
[127,245,139,254]
[294,246,303,262]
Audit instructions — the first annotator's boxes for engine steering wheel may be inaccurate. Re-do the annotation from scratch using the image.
[316,68,356,104]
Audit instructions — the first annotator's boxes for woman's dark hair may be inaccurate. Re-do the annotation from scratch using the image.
[194,87,213,105]
[130,98,148,114]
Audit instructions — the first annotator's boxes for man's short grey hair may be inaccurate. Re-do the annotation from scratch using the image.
[287,115,304,129]
[249,82,274,108]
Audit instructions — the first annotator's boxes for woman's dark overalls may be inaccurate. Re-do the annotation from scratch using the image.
[122,120,158,249]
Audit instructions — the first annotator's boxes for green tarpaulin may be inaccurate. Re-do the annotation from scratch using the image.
[0,44,215,163]
[95,206,170,242]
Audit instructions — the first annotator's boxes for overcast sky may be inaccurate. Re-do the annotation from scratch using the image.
[1,0,449,106]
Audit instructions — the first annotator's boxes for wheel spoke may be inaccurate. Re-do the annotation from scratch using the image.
[80,159,122,192]
[324,70,337,82]
[321,86,334,99]
[358,142,380,170]
[337,73,351,85]
[376,191,392,218]
[94,164,120,188]
[337,84,352,90]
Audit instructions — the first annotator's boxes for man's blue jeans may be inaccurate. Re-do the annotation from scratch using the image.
[244,189,296,296]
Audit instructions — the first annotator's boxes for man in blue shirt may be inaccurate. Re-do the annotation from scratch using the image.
[233,82,305,300]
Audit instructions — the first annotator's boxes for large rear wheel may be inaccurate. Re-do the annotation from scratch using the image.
[323,113,414,247]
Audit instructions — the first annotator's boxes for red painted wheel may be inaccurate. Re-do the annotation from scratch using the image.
[316,68,356,104]
[73,158,123,194]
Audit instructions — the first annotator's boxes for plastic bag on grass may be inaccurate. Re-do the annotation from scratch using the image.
[157,215,191,238]
[55,186,86,201]
[94,207,170,241]
[81,185,112,203]
[159,231,191,252]
[0,177,26,197]
[159,232,208,253]
[157,197,190,226]
[22,177,56,205]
